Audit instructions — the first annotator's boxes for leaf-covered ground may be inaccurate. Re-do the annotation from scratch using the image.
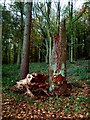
[2,60,90,119]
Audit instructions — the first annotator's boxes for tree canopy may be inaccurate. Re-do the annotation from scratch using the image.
[1,0,90,64]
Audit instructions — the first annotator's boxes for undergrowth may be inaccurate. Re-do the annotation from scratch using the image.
[2,60,90,102]
[2,60,90,119]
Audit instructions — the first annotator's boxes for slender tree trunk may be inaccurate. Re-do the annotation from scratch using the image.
[74,38,77,61]
[4,0,6,8]
[68,0,74,62]
[49,36,52,65]
[38,47,41,62]
[13,32,18,64]
[0,10,2,65]
[57,0,61,34]
[17,2,24,65]
[5,40,9,64]
[71,35,73,62]
[0,14,2,118]
[20,2,32,79]
[45,39,49,63]
[47,2,51,65]
[13,10,18,64]
[17,41,21,65]
[70,0,74,62]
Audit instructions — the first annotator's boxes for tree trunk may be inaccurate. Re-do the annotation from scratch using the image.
[47,2,51,64]
[0,13,2,65]
[13,10,18,64]
[68,0,74,62]
[49,36,52,65]
[45,39,49,63]
[38,47,41,62]
[70,35,73,62]
[5,40,9,64]
[70,0,74,62]
[20,2,32,79]
[57,0,61,34]
[49,19,67,96]
[13,33,17,64]
[4,0,6,8]
[17,2,24,66]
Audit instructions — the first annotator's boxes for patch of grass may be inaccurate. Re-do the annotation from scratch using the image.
[2,63,48,87]
[2,60,89,87]
[76,73,90,80]
[2,64,20,86]
[67,60,89,81]
[67,67,88,76]
[29,62,48,75]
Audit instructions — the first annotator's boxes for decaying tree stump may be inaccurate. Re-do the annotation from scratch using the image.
[49,19,67,96]
[13,73,49,97]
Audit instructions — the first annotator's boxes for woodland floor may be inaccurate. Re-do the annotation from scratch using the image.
[2,60,90,120]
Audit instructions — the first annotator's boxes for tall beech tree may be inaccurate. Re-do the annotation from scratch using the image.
[57,0,61,34]
[16,2,24,65]
[69,0,74,62]
[20,2,32,79]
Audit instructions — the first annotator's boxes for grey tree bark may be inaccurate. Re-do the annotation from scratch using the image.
[20,2,32,79]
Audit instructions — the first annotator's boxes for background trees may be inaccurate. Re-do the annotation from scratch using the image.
[2,0,90,65]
